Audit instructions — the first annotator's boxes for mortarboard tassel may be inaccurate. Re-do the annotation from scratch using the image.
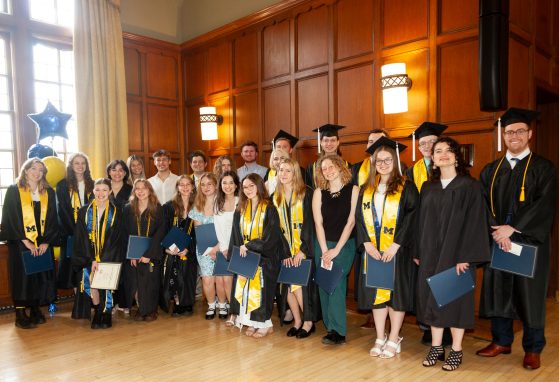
[272,139,275,151]
[497,117,502,152]
[317,127,321,154]
[396,143,402,175]
[412,132,416,162]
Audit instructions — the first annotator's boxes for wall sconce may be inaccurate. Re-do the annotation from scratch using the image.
[199,106,223,140]
[381,63,412,114]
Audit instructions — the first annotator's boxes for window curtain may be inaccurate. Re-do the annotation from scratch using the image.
[74,0,128,177]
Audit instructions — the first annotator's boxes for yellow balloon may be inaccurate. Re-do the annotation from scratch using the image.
[53,246,61,261]
[42,156,66,188]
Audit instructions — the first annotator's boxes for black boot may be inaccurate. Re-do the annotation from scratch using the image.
[91,305,102,329]
[100,310,112,329]
[29,306,46,325]
[15,308,36,329]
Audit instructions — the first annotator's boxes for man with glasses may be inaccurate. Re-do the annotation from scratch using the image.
[477,108,557,370]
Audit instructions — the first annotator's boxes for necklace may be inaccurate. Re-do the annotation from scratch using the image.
[329,187,342,198]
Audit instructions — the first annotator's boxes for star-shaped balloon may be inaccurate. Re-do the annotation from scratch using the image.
[27,101,71,141]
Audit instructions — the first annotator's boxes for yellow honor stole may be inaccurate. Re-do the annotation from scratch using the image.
[71,190,89,223]
[18,186,48,246]
[358,158,371,186]
[86,200,117,262]
[234,200,266,313]
[173,215,193,261]
[362,180,403,305]
[268,169,277,183]
[274,192,304,292]
[412,159,429,192]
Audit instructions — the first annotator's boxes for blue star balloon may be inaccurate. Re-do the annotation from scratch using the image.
[27,143,57,159]
[27,101,71,141]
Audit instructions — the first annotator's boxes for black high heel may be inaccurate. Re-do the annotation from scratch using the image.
[423,345,445,367]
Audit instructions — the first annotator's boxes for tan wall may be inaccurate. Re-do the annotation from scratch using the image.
[120,0,185,43]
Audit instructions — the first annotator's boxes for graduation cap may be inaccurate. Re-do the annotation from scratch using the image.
[312,124,345,153]
[272,129,299,150]
[495,108,540,152]
[409,122,447,161]
[365,136,407,175]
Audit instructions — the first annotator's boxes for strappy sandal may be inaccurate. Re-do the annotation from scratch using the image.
[369,335,387,357]
[380,337,403,359]
[225,314,236,327]
[245,327,256,337]
[422,345,445,367]
[253,327,273,339]
[442,349,463,371]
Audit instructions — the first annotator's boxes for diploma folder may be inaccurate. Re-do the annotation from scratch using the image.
[65,235,74,258]
[227,246,260,279]
[126,235,152,259]
[161,227,191,252]
[22,247,54,275]
[277,259,312,287]
[213,252,233,276]
[194,223,218,252]
[314,262,344,295]
[490,242,537,278]
[365,256,395,290]
[427,267,475,308]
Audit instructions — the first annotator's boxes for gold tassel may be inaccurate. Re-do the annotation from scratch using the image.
[519,187,525,202]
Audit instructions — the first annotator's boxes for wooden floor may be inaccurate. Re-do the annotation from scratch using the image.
[0,300,558,381]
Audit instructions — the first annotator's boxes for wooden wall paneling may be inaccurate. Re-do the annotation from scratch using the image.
[233,90,260,149]
[535,0,552,53]
[124,47,141,96]
[451,130,494,178]
[147,104,180,153]
[234,32,258,88]
[382,0,428,48]
[335,63,374,134]
[185,50,207,101]
[263,83,291,143]
[438,0,478,34]
[297,74,329,140]
[298,146,318,168]
[334,0,374,63]
[127,101,144,152]
[296,4,329,71]
[146,52,179,100]
[438,38,492,123]
[508,37,531,108]
[509,0,532,34]
[209,96,232,150]
[0,245,10,307]
[186,104,208,156]
[262,19,291,80]
[535,51,552,84]
[208,41,231,94]
[383,49,430,134]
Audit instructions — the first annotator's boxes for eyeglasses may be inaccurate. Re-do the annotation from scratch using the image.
[503,128,529,137]
[375,158,393,166]
[418,139,437,148]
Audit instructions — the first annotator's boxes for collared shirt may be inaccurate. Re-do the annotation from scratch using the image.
[237,163,268,181]
[506,148,530,169]
[190,173,202,188]
[148,172,179,204]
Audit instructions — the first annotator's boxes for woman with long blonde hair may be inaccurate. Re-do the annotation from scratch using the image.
[127,155,146,185]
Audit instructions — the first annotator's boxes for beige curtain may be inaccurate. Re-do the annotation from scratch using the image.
[74,0,128,177]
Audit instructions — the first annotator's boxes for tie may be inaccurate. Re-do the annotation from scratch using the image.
[510,157,519,169]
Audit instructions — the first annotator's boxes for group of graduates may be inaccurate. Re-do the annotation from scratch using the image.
[0,107,556,372]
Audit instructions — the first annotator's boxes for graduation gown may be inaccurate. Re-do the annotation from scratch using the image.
[355,180,419,312]
[0,185,59,305]
[479,154,557,328]
[228,204,283,322]
[405,159,432,191]
[159,201,198,312]
[111,183,133,207]
[416,176,491,329]
[121,204,167,315]
[275,188,322,323]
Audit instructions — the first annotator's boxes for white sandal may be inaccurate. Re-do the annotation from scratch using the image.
[369,335,387,357]
[380,337,403,359]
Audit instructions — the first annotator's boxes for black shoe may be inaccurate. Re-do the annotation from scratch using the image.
[442,328,453,348]
[172,305,187,317]
[15,309,36,329]
[321,331,335,344]
[286,326,301,337]
[29,306,46,325]
[100,311,112,329]
[91,306,102,329]
[205,305,216,320]
[421,329,432,345]
[296,324,316,339]
[330,331,346,345]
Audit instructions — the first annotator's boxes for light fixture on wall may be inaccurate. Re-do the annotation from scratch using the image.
[199,106,223,140]
[381,63,412,114]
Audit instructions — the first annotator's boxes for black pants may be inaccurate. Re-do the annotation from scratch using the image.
[492,317,546,353]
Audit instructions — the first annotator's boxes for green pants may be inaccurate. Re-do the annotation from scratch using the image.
[315,239,355,336]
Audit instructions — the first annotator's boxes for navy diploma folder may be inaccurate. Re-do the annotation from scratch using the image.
[65,235,74,258]
[427,267,475,308]
[314,261,343,295]
[194,223,218,252]
[277,259,312,287]
[126,235,152,259]
[213,252,233,276]
[161,227,191,252]
[490,241,537,278]
[365,255,395,290]
[22,247,53,275]
[227,246,261,279]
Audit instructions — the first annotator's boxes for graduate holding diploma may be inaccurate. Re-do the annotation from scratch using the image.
[72,178,123,329]
[355,138,418,358]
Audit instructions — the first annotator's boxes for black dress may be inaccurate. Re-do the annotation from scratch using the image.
[121,204,167,316]
[416,176,491,329]
[159,201,198,312]
[111,183,133,207]
[355,179,419,312]
[0,185,59,306]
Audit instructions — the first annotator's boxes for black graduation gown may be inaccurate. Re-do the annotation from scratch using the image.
[55,178,92,289]
[355,180,419,312]
[416,176,491,329]
[479,154,557,328]
[228,204,283,322]
[0,185,59,305]
[159,201,198,312]
[275,189,322,323]
[121,204,167,316]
